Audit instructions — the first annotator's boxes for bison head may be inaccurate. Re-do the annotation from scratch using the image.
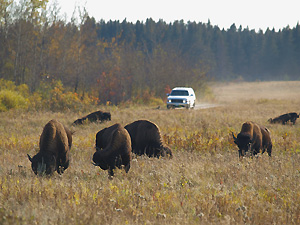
[27,153,56,175]
[232,133,253,157]
[102,112,111,121]
[73,118,83,125]
[92,151,109,170]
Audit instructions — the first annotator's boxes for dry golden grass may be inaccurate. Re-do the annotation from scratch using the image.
[1,81,300,224]
[212,81,300,103]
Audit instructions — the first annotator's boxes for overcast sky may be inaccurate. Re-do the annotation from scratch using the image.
[53,0,300,31]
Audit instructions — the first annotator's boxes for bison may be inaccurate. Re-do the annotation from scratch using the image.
[232,121,272,157]
[124,120,172,158]
[93,123,131,176]
[268,112,299,125]
[27,119,73,175]
[73,110,111,125]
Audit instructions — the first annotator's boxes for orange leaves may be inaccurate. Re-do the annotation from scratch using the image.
[95,69,129,104]
[164,85,172,95]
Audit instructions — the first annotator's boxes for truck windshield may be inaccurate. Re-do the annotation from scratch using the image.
[170,90,189,96]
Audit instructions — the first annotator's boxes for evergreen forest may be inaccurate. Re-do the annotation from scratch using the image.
[1,0,300,104]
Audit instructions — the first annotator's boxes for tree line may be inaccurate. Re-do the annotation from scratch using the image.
[1,0,300,104]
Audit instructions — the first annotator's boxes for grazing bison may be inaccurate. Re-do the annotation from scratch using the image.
[232,121,272,157]
[27,119,73,175]
[124,120,173,158]
[268,112,299,125]
[73,110,111,125]
[93,123,131,176]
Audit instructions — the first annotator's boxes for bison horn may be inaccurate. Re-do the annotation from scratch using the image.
[27,154,33,162]
[92,162,99,167]
[231,132,237,141]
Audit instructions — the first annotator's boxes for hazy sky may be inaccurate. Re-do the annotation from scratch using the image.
[54,0,300,31]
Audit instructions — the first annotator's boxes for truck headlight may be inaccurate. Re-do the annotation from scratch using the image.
[168,100,171,103]
[183,99,186,103]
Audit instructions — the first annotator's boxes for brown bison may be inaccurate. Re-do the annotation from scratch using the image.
[73,110,111,125]
[268,112,299,125]
[124,120,172,158]
[93,123,131,176]
[232,121,272,157]
[27,119,73,175]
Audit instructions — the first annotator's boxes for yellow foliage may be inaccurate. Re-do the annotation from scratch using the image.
[0,89,28,111]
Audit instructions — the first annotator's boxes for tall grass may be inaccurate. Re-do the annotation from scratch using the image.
[1,81,300,224]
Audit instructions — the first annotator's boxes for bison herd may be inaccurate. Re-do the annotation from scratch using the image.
[28,110,172,176]
[27,110,300,176]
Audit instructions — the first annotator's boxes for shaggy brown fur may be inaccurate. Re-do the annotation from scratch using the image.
[124,120,172,158]
[268,112,299,125]
[28,119,73,175]
[93,123,131,176]
[73,110,111,125]
[232,121,272,157]
[95,123,120,151]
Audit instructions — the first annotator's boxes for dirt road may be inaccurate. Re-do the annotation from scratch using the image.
[194,103,219,109]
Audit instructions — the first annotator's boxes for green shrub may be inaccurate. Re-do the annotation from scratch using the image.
[0,90,28,112]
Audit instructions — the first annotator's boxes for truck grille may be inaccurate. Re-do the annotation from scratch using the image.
[171,99,183,103]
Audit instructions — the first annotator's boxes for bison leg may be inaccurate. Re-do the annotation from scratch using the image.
[57,160,69,174]
[124,163,130,173]
[120,154,131,173]
[238,150,245,158]
[108,168,114,176]
[57,150,69,174]
[267,144,272,157]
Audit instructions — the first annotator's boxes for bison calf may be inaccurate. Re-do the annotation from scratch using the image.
[232,121,272,157]
[93,123,131,176]
[268,112,299,125]
[28,119,73,175]
[73,110,111,125]
[124,120,172,158]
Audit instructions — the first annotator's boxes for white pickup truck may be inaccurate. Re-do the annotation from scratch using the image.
[166,87,196,109]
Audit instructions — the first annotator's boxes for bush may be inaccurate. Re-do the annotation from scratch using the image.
[30,79,99,112]
[130,89,164,106]
[0,90,28,112]
[0,79,17,91]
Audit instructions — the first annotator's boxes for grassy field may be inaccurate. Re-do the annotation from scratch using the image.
[1,81,300,224]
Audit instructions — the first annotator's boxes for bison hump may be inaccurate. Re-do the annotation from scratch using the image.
[39,120,69,154]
